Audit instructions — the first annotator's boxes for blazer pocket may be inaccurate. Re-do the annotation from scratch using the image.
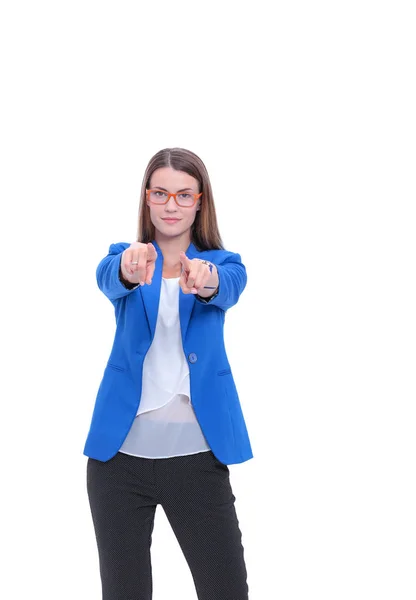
[217,368,231,376]
[107,362,126,372]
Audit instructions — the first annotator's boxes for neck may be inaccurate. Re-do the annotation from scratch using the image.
[155,231,192,276]
[156,232,191,260]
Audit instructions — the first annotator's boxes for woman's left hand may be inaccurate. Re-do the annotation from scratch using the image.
[179,252,217,295]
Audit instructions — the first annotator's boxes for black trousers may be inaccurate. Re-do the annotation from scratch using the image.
[86,450,249,600]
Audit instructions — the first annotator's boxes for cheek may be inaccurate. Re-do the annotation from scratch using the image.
[148,205,162,222]
[184,208,199,226]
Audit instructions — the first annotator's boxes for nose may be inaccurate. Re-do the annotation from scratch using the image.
[164,195,178,212]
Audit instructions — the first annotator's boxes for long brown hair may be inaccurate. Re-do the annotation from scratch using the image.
[136,148,223,250]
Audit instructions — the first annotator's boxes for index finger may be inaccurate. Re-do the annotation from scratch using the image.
[145,261,156,285]
[179,251,191,273]
[147,243,158,263]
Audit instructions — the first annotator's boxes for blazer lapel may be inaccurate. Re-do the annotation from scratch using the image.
[179,242,199,344]
[140,244,163,339]
[179,291,195,345]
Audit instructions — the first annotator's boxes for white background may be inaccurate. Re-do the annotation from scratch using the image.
[1,1,415,599]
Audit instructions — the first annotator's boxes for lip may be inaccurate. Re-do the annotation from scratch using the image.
[162,218,181,223]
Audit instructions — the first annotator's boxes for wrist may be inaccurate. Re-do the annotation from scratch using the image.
[197,263,219,298]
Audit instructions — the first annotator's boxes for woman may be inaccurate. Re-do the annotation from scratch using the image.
[84,147,253,600]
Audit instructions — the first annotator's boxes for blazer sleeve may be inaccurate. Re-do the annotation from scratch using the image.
[195,252,247,311]
[96,242,139,301]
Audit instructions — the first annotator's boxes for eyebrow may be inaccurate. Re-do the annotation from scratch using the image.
[152,186,195,193]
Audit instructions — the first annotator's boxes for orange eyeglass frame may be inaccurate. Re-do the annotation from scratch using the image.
[146,189,203,207]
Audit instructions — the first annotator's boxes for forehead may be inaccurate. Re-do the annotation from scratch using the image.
[150,167,198,191]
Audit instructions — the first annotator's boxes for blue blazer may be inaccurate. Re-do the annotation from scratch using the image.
[83,240,253,465]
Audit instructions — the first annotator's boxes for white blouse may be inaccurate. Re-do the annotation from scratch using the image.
[119,277,211,459]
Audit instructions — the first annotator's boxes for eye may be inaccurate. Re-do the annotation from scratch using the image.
[155,191,166,197]
[178,193,192,199]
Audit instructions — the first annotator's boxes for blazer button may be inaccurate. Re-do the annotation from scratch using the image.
[188,352,198,364]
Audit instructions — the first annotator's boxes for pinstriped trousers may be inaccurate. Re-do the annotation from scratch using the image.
[86,450,249,600]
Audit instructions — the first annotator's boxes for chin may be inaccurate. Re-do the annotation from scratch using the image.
[158,225,186,238]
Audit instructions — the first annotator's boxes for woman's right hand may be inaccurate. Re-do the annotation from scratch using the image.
[121,242,158,286]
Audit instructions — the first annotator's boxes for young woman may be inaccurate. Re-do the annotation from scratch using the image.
[84,147,253,600]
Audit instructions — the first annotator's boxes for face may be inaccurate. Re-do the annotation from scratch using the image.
[147,167,201,242]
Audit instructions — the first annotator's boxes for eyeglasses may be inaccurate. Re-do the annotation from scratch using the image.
[146,188,202,208]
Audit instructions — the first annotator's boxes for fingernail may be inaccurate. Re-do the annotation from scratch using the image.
[140,281,145,286]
